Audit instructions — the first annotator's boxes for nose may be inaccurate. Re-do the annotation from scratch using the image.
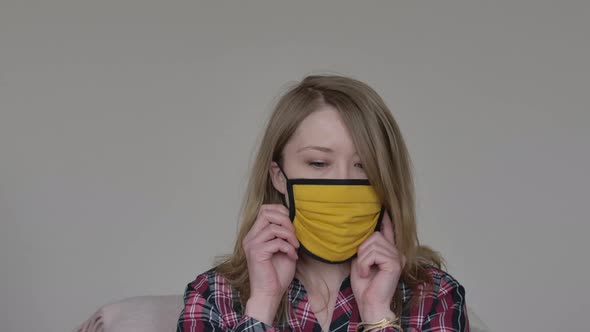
[332,163,352,180]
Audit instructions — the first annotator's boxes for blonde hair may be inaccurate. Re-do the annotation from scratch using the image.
[216,74,443,323]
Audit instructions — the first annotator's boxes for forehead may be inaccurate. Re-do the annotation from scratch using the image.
[287,106,356,151]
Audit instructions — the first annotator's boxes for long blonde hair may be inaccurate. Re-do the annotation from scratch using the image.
[216,74,443,323]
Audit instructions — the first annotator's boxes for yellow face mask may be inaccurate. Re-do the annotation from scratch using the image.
[281,169,385,264]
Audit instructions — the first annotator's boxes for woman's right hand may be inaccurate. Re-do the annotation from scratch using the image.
[242,204,299,324]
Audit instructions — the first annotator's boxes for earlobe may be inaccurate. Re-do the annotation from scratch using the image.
[269,161,287,195]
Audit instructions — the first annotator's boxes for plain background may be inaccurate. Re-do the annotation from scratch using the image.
[1,1,589,331]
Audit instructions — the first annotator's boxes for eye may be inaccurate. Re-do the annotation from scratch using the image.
[308,161,327,168]
[354,162,364,169]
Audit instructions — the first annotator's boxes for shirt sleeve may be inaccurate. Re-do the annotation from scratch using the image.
[362,326,401,332]
[176,274,280,332]
[377,272,469,332]
[420,277,470,332]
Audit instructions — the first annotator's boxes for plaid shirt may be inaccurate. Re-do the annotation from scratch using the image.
[177,266,469,332]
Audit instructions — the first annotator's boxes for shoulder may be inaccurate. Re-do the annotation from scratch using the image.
[425,265,465,297]
[184,267,235,299]
[401,266,468,329]
[402,265,467,311]
[402,266,469,331]
[179,268,242,328]
[182,267,240,312]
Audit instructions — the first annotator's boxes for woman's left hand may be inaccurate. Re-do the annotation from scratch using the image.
[351,211,406,322]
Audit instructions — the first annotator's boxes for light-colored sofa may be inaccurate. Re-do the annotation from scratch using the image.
[75,295,490,332]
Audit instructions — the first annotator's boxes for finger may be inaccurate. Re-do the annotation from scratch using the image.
[249,206,294,237]
[261,238,298,261]
[357,232,393,254]
[254,224,299,249]
[358,244,405,277]
[357,246,394,268]
[380,211,396,245]
[356,247,395,277]
[261,204,290,217]
[356,250,377,278]
[357,241,395,263]
[265,209,294,232]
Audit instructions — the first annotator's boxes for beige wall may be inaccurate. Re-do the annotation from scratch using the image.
[1,1,589,331]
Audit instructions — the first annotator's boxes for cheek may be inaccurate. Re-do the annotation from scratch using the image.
[283,159,310,178]
[354,168,369,179]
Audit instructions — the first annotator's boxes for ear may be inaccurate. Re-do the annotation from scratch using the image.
[269,161,287,195]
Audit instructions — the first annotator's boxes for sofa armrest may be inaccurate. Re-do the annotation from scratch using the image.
[75,295,184,332]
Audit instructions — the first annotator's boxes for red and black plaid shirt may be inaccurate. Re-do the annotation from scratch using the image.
[177,266,469,332]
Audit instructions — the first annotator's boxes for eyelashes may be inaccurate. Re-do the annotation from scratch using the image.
[308,161,327,168]
[307,161,364,169]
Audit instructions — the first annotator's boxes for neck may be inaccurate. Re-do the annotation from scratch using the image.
[296,254,350,292]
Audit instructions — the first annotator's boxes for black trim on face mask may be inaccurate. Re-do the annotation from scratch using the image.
[276,163,372,185]
[276,162,387,264]
[288,178,372,185]
[286,178,379,221]
[375,206,385,230]
[298,244,358,264]
[276,163,374,219]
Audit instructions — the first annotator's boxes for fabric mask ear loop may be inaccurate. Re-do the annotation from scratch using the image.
[275,162,290,208]
[375,207,385,231]
[275,162,297,221]
[276,162,290,182]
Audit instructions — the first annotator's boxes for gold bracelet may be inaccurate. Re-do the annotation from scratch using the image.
[356,317,402,332]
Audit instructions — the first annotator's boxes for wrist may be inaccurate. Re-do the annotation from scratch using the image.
[244,295,282,325]
[360,307,395,325]
[357,315,400,332]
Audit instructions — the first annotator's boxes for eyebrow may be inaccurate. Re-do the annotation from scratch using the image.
[296,146,334,153]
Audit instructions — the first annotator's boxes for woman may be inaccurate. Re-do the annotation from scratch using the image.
[177,75,469,332]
